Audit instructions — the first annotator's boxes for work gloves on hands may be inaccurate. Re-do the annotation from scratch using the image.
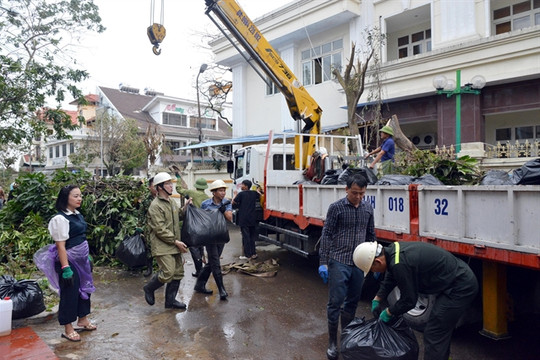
[61,265,74,287]
[318,265,328,284]
[219,200,231,214]
[371,299,383,318]
[379,308,392,323]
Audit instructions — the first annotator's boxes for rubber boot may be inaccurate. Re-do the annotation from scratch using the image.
[326,322,339,360]
[143,274,164,306]
[165,280,186,309]
[214,273,228,300]
[194,266,213,294]
[192,258,203,277]
[341,311,355,333]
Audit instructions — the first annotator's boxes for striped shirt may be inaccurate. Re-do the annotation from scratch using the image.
[319,197,375,266]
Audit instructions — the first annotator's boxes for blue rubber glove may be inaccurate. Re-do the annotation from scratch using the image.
[379,308,392,323]
[318,265,328,284]
[371,299,382,318]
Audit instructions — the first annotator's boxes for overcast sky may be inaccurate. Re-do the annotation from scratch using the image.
[68,0,291,108]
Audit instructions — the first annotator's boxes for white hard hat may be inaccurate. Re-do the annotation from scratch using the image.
[319,147,327,155]
[353,241,379,276]
[208,179,227,191]
[153,172,172,187]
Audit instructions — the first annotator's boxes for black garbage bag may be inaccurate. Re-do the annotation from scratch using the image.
[115,233,148,268]
[376,175,415,185]
[0,275,45,319]
[321,169,342,185]
[512,158,540,185]
[481,170,514,185]
[341,317,419,360]
[338,167,378,185]
[181,204,230,247]
[412,174,444,185]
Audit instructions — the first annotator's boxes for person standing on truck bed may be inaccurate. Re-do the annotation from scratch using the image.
[353,241,478,360]
[365,125,395,173]
[318,174,376,360]
[174,170,209,277]
[232,179,261,260]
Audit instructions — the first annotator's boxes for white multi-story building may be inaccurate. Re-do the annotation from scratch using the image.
[41,85,232,176]
[210,0,540,156]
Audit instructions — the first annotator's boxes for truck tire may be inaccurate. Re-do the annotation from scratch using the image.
[387,287,434,332]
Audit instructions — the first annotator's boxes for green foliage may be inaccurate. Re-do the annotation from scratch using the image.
[0,169,150,277]
[0,0,105,145]
[394,150,483,185]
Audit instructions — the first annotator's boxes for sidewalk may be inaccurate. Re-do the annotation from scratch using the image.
[0,326,58,360]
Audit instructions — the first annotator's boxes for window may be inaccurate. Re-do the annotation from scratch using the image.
[166,140,188,155]
[62,144,67,157]
[266,77,279,95]
[272,154,295,171]
[496,125,540,141]
[55,146,59,157]
[496,128,512,141]
[70,143,75,154]
[302,39,343,85]
[493,0,540,34]
[49,147,53,159]
[190,116,217,131]
[162,112,187,127]
[398,29,431,59]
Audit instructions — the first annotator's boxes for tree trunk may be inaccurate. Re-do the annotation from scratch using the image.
[387,115,416,153]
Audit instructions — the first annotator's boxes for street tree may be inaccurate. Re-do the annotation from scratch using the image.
[198,65,233,127]
[70,114,146,176]
[0,0,105,145]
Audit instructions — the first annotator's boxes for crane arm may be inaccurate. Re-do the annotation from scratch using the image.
[205,0,321,167]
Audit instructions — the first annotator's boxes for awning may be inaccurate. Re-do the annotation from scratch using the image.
[176,124,350,151]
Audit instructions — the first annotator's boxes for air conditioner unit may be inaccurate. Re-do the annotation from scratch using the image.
[411,133,436,147]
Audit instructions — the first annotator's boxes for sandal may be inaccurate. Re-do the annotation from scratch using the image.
[75,322,97,332]
[61,332,81,342]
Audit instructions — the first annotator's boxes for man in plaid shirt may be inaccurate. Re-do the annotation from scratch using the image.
[318,174,375,360]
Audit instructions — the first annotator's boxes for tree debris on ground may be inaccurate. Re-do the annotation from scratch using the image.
[222,258,279,278]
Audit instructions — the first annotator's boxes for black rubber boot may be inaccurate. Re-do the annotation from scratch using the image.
[165,280,186,309]
[194,266,213,294]
[143,274,164,306]
[214,274,228,300]
[326,322,338,360]
[340,311,355,333]
[192,258,203,277]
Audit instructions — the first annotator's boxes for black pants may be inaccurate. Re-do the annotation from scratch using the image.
[202,243,225,280]
[55,262,91,325]
[240,226,257,257]
[423,260,478,360]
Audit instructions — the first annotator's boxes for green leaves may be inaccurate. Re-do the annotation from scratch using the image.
[0,0,104,145]
[0,169,150,276]
[394,151,483,185]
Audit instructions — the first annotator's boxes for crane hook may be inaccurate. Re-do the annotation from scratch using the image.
[152,45,161,56]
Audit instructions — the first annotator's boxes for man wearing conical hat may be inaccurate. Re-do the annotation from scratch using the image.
[365,125,395,174]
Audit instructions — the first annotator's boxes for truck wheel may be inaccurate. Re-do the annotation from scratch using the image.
[387,287,434,332]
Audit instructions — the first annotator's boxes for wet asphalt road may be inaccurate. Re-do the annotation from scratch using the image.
[26,226,539,360]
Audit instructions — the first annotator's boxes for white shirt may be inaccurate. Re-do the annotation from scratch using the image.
[48,210,79,242]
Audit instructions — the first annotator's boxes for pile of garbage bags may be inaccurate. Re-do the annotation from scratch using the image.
[0,275,45,319]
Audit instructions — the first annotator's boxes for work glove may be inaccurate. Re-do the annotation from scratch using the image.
[61,266,74,287]
[88,254,94,272]
[135,227,144,234]
[219,204,227,214]
[318,265,328,284]
[371,299,382,318]
[379,308,392,323]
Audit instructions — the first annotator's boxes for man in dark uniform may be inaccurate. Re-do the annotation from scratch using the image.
[232,179,261,259]
[353,241,478,360]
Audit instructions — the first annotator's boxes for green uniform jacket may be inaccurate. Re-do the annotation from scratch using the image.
[147,195,184,256]
[176,186,209,208]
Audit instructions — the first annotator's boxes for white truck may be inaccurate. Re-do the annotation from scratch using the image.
[205,0,539,339]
